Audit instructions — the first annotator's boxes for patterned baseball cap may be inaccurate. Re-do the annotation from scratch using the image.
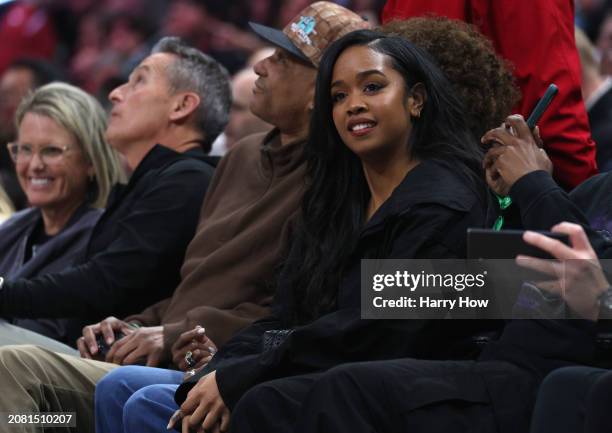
[249,2,370,68]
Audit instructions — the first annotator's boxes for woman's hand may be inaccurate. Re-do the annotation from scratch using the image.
[167,371,230,432]
[516,222,609,320]
[172,325,217,372]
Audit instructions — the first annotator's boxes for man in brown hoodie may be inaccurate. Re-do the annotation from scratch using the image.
[0,4,368,432]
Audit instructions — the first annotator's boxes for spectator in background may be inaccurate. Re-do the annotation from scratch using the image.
[70,11,105,92]
[381,16,519,140]
[347,0,386,25]
[0,82,124,351]
[0,0,57,74]
[160,0,208,48]
[161,0,263,74]
[0,58,64,210]
[596,12,612,75]
[0,184,13,223]
[382,0,598,190]
[74,12,153,98]
[224,68,272,151]
[576,27,612,172]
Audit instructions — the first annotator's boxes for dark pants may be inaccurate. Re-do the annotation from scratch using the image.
[531,366,612,433]
[231,359,529,433]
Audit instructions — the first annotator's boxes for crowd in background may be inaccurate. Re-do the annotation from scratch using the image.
[0,0,386,211]
[2,0,612,212]
[0,0,384,99]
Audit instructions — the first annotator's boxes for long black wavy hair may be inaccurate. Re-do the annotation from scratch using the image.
[282,29,486,325]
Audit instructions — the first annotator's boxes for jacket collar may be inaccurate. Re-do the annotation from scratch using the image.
[108,144,204,209]
[260,129,306,177]
[130,144,203,185]
[363,159,480,235]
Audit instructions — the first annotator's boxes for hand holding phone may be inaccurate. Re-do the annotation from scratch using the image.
[526,84,558,129]
[482,115,553,195]
[96,331,126,357]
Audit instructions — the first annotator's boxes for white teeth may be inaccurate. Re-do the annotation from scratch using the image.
[351,123,375,132]
[30,178,51,186]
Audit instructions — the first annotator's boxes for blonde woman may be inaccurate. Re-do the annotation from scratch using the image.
[0,82,124,349]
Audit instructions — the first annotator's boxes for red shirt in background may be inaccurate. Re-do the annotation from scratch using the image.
[382,0,598,189]
[0,3,57,74]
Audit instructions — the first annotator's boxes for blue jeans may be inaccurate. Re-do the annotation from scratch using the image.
[95,365,182,433]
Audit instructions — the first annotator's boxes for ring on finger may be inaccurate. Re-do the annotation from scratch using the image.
[185,350,196,368]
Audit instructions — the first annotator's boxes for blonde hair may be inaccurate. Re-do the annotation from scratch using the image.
[0,185,14,222]
[15,82,125,208]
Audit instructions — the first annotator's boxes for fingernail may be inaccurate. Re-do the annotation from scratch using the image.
[167,410,182,430]
[208,346,217,355]
[197,327,206,335]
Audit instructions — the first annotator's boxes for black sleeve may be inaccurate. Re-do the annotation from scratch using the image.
[0,163,211,319]
[509,171,589,229]
[175,203,479,409]
[510,170,608,254]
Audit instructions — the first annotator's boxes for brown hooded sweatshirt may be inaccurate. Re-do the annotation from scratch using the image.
[126,128,306,353]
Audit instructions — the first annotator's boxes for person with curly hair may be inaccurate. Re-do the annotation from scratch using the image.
[381,16,520,139]
[381,0,598,190]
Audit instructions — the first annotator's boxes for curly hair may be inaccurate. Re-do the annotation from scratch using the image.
[381,16,520,138]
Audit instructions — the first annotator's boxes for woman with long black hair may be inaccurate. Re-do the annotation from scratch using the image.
[170,29,499,432]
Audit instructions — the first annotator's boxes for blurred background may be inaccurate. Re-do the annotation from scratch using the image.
[1,0,612,210]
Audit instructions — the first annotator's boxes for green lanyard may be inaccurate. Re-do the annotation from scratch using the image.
[493,195,512,231]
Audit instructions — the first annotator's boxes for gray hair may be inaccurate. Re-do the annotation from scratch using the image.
[152,37,232,152]
[15,82,125,208]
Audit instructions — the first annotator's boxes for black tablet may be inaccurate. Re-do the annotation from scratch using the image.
[467,228,570,259]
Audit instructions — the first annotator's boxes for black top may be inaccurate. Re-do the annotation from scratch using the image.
[570,171,612,253]
[505,170,610,255]
[588,86,612,172]
[0,145,214,322]
[175,159,495,408]
[24,219,52,263]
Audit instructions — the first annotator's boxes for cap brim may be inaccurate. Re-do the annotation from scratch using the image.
[249,22,312,64]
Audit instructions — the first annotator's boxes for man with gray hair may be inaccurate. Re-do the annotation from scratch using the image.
[151,37,231,154]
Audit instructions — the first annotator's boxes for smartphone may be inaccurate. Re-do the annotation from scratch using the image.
[467,228,569,259]
[96,331,125,357]
[526,83,558,129]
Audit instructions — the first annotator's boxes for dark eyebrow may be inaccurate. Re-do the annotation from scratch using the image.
[331,69,386,88]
